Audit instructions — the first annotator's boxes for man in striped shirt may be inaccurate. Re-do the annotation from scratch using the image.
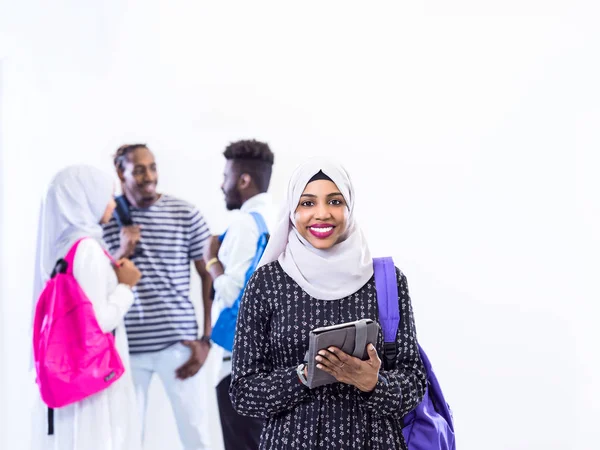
[103,144,213,450]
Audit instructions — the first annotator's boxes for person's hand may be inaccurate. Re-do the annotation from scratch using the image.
[117,225,141,259]
[176,339,211,379]
[203,235,222,262]
[315,344,381,392]
[114,258,142,287]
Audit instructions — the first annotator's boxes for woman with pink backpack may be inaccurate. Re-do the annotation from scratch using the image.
[31,165,143,450]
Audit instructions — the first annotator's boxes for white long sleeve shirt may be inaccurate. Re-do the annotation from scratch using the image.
[213,193,275,379]
[74,239,135,334]
[214,193,275,309]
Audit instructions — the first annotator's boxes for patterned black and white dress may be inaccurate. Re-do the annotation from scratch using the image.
[230,261,427,450]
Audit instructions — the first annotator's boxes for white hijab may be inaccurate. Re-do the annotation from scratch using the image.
[32,165,114,307]
[258,159,373,300]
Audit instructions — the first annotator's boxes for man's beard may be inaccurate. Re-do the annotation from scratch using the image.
[225,192,242,211]
[226,200,242,211]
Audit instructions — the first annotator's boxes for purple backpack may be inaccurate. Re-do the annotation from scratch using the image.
[373,257,456,450]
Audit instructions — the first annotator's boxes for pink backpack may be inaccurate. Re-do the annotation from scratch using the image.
[33,238,125,408]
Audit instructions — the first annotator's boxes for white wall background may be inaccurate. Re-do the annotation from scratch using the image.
[1,1,599,449]
[0,59,8,450]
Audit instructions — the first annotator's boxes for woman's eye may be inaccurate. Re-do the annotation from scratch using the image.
[330,199,343,206]
[301,201,314,207]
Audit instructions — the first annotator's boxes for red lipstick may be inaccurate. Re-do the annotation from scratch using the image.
[308,223,335,239]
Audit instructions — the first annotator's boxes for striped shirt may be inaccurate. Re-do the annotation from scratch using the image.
[103,194,211,353]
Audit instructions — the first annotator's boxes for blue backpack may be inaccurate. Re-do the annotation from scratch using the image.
[373,257,456,450]
[211,212,269,352]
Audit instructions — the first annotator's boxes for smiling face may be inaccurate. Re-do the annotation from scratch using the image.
[294,179,349,250]
[118,146,159,208]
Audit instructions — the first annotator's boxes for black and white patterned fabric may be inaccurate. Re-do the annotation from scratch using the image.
[230,261,427,450]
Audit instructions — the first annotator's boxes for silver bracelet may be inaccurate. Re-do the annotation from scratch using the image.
[296,363,309,387]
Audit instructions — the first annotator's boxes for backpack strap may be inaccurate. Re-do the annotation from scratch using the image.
[220,212,268,239]
[375,258,456,436]
[249,211,269,237]
[212,213,268,305]
[373,257,401,370]
[111,195,143,257]
[63,238,117,273]
[47,408,54,435]
[113,195,133,227]
[222,212,269,313]
[241,212,269,290]
[211,212,270,351]
[63,238,86,273]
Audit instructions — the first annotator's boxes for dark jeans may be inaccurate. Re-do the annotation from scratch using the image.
[216,374,263,450]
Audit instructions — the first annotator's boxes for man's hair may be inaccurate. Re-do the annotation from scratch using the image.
[223,140,274,192]
[113,144,148,171]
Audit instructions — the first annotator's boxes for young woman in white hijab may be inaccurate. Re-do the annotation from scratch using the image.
[31,165,143,450]
[229,159,427,450]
